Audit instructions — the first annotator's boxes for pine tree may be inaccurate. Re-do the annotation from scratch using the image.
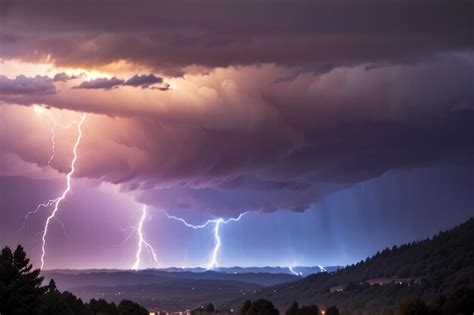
[0,245,47,314]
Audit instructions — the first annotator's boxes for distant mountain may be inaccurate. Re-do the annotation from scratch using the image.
[42,269,301,309]
[43,264,340,309]
[161,266,340,276]
[44,265,339,290]
[228,218,474,313]
[43,269,299,289]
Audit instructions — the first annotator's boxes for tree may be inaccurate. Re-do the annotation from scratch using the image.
[299,305,319,315]
[443,288,474,315]
[244,299,279,315]
[285,301,299,315]
[325,306,340,315]
[88,298,119,315]
[397,298,430,315]
[118,299,149,315]
[204,303,216,313]
[241,300,252,315]
[0,245,47,314]
[0,245,149,314]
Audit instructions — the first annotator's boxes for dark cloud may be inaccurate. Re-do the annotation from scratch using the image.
[53,72,80,82]
[75,77,124,89]
[0,75,56,95]
[74,75,167,90]
[2,55,474,216]
[124,74,163,88]
[1,0,472,73]
[1,0,473,216]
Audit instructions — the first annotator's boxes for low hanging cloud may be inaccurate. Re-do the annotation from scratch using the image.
[124,74,163,88]
[0,75,56,95]
[75,77,125,89]
[53,72,81,82]
[75,74,166,90]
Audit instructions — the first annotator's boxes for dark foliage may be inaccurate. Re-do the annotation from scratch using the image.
[0,245,47,314]
[441,287,474,315]
[241,300,252,315]
[0,245,149,315]
[397,298,440,315]
[117,300,149,315]
[285,301,299,315]
[242,299,279,315]
[192,303,218,315]
[284,301,320,315]
[326,306,340,315]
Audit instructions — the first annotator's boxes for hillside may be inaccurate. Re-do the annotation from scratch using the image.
[230,218,474,313]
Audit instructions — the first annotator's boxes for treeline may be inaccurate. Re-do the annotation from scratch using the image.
[396,291,474,315]
[285,301,340,315]
[192,300,341,315]
[248,218,474,314]
[0,245,148,315]
[197,293,473,315]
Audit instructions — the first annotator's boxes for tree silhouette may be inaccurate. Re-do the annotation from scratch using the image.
[244,299,279,315]
[443,288,474,315]
[88,298,119,314]
[397,298,431,315]
[285,301,299,315]
[299,304,319,315]
[325,306,340,315]
[0,245,47,314]
[117,299,149,315]
[240,299,252,315]
[0,245,150,314]
[204,303,216,313]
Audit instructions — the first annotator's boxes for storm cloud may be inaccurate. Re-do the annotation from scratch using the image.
[2,54,474,215]
[0,0,472,74]
[0,0,474,216]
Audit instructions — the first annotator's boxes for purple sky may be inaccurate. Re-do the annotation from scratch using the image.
[0,0,473,270]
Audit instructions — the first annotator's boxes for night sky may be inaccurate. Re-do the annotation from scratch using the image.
[0,0,473,270]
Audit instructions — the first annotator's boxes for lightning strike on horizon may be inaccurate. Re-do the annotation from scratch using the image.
[208,218,223,270]
[39,113,86,270]
[132,205,160,271]
[288,266,303,277]
[163,211,246,270]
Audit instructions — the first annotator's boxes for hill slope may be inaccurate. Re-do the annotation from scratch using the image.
[230,218,474,313]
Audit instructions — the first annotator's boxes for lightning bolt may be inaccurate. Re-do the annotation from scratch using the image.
[288,266,303,277]
[163,211,246,269]
[39,113,86,270]
[46,119,58,165]
[23,114,82,221]
[132,205,160,271]
[46,117,81,165]
[208,218,223,270]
